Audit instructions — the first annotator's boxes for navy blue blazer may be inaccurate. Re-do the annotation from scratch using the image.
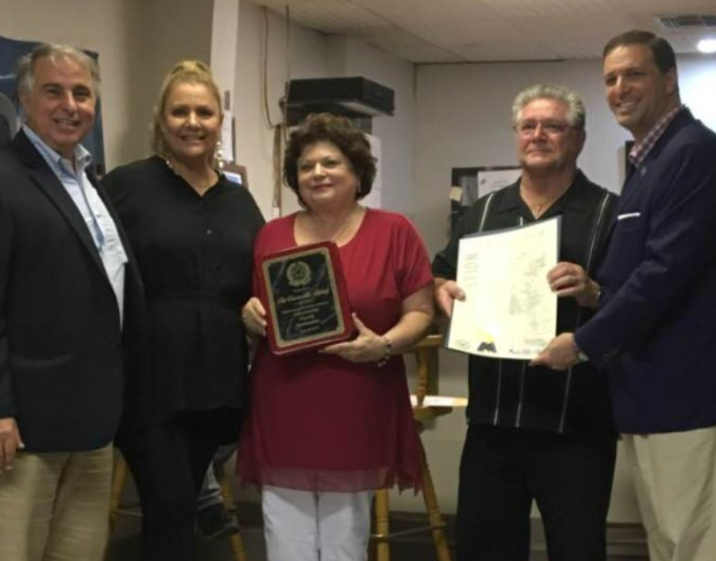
[0,130,144,452]
[576,109,716,434]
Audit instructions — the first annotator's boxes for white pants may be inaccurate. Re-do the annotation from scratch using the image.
[622,427,716,561]
[262,485,373,561]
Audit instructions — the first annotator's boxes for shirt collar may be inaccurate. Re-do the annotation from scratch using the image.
[628,105,684,168]
[496,169,592,217]
[23,124,92,175]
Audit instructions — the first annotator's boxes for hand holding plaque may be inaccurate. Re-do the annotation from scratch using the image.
[256,241,355,355]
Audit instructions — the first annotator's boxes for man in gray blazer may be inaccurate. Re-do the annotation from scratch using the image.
[0,43,141,561]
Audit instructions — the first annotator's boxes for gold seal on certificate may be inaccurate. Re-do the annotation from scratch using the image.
[257,240,354,355]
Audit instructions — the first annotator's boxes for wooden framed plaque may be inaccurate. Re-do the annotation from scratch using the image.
[257,241,354,355]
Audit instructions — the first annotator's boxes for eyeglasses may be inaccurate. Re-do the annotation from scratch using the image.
[515,120,573,137]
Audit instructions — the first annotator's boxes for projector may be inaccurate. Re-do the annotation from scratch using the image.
[285,77,394,123]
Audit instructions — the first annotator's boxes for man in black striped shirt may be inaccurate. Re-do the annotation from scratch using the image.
[434,83,618,561]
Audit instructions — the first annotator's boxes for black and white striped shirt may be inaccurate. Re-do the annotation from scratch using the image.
[433,171,618,440]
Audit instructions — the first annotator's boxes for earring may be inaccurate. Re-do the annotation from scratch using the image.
[215,139,225,170]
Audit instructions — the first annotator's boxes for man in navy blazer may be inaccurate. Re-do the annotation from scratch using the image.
[535,31,716,561]
[0,44,141,561]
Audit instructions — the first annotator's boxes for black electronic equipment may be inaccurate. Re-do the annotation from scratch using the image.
[285,77,394,124]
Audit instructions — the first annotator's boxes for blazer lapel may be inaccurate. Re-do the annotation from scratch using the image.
[604,110,695,240]
[14,131,108,278]
[95,172,146,324]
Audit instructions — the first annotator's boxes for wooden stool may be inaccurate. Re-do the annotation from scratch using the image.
[215,459,250,561]
[109,453,248,561]
[371,334,467,561]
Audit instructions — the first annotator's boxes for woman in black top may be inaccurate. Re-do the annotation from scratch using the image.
[103,60,264,561]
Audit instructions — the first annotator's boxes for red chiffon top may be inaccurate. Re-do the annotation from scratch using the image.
[237,209,433,492]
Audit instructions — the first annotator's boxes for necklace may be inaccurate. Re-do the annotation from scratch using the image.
[162,156,216,195]
[301,206,364,245]
[521,184,570,218]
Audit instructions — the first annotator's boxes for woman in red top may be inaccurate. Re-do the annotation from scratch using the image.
[239,113,434,561]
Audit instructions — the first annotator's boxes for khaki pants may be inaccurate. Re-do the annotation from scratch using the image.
[623,427,716,561]
[0,444,113,561]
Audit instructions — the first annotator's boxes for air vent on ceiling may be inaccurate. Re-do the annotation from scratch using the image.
[657,14,716,30]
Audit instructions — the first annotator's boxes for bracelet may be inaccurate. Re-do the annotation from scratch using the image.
[376,336,392,368]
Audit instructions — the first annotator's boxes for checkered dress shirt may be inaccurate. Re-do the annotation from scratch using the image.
[628,105,684,168]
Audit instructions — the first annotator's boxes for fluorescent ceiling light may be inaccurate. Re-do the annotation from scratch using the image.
[697,38,716,53]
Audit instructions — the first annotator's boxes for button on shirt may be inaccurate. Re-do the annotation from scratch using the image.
[102,155,265,420]
[24,125,127,325]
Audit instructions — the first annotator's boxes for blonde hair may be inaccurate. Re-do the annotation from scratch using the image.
[150,60,223,157]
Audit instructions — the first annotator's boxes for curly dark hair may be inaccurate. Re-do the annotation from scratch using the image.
[283,113,377,203]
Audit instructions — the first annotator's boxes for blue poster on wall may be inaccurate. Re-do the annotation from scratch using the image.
[0,34,106,172]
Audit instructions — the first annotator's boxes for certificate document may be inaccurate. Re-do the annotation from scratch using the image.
[447,217,560,360]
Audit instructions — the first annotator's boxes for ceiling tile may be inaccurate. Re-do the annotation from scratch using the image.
[252,0,716,62]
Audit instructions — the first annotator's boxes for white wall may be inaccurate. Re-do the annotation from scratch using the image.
[679,55,716,130]
[120,0,213,165]
[330,36,417,214]
[414,55,716,256]
[0,0,134,167]
[233,2,330,219]
[0,0,213,168]
[233,4,417,221]
[413,53,716,522]
[414,59,624,256]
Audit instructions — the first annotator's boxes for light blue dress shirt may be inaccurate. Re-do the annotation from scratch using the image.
[23,125,127,326]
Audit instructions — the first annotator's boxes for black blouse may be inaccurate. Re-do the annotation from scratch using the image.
[103,156,264,430]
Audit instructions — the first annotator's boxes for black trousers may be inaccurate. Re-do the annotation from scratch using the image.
[118,407,242,561]
[456,425,616,561]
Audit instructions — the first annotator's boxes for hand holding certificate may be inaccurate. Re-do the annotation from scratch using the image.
[446,217,560,359]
